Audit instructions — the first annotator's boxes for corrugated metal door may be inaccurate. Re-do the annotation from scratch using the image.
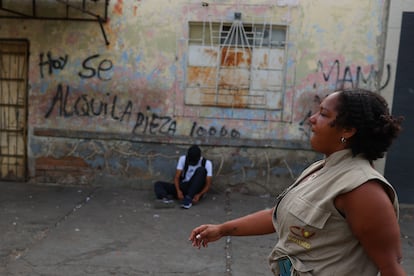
[0,40,28,181]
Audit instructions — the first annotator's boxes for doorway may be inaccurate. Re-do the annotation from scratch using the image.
[0,39,29,181]
[384,12,414,204]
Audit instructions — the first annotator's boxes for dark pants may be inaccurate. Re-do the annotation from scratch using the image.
[154,167,207,200]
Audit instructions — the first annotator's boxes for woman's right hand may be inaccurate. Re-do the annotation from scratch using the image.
[189,209,275,249]
[189,224,223,249]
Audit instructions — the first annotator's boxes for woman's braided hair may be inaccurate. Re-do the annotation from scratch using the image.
[332,88,403,161]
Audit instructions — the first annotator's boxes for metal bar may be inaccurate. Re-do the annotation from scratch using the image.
[0,128,24,133]
[7,49,11,158]
[32,0,36,17]
[0,78,25,81]
[0,2,109,45]
[0,153,24,158]
[104,0,109,21]
[0,103,25,108]
[0,14,99,21]
[65,0,69,18]
[0,0,108,22]
[0,51,26,56]
[55,0,106,21]
[24,42,29,180]
[98,16,110,45]
[0,50,3,143]
[0,7,31,17]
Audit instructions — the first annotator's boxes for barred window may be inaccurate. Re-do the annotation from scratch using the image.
[186,20,287,110]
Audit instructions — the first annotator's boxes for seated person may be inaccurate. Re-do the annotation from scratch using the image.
[154,145,213,209]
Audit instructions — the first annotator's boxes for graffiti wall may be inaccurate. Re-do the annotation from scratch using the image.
[0,0,392,193]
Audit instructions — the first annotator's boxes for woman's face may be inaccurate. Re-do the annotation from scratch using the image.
[308,92,350,156]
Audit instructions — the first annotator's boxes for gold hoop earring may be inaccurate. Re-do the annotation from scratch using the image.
[340,137,347,144]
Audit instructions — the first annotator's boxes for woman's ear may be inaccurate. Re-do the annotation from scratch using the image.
[343,127,357,140]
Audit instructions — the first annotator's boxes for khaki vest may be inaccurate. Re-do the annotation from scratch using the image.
[268,149,399,275]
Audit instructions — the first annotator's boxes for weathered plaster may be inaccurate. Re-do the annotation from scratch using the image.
[0,0,391,193]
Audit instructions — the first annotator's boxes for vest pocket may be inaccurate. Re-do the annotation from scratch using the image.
[289,196,331,229]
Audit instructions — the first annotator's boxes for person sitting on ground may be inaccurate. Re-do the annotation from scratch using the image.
[154,145,213,209]
[189,88,406,275]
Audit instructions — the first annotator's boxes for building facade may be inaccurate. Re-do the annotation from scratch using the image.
[0,0,412,202]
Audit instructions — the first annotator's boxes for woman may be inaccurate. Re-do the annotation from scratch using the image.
[189,89,406,275]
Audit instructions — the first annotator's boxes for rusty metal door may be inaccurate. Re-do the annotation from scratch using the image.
[0,40,28,181]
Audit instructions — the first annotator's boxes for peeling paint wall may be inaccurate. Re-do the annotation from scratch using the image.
[0,0,391,194]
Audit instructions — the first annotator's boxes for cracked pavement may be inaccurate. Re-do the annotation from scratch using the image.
[0,182,412,275]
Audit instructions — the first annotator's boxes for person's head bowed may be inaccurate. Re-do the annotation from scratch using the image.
[329,88,403,161]
[187,145,201,166]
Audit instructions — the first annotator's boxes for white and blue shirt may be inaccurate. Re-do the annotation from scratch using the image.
[176,155,213,182]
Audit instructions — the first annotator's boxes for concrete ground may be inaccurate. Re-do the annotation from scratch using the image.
[0,181,412,276]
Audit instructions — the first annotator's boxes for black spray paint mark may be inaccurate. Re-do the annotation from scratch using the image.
[317,60,390,90]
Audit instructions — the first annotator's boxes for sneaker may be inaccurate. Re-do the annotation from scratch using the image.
[161,198,174,204]
[181,196,192,209]
[154,198,175,209]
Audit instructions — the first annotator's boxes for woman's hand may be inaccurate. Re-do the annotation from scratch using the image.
[189,209,275,249]
[189,224,223,248]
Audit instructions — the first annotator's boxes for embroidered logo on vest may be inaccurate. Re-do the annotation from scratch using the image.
[287,226,315,249]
